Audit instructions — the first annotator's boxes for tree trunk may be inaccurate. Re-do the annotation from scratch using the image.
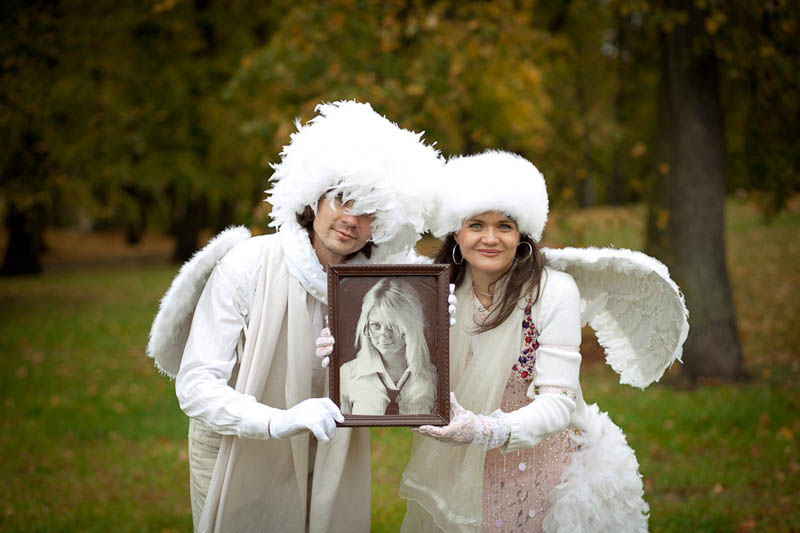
[1,202,44,276]
[647,0,744,382]
[171,195,207,263]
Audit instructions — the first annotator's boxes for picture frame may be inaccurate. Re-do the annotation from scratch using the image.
[327,264,451,427]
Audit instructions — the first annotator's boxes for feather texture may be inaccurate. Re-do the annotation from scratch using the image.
[146,226,251,379]
[545,247,689,389]
[429,150,548,241]
[543,403,649,532]
[267,100,442,261]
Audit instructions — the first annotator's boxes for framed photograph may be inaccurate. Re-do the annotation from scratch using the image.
[327,264,450,427]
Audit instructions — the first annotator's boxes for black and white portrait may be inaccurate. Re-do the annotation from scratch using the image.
[328,264,450,427]
[339,278,438,416]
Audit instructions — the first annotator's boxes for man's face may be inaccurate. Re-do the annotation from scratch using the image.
[311,194,373,266]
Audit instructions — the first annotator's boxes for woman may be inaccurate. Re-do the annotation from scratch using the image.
[340,278,438,415]
[400,150,684,532]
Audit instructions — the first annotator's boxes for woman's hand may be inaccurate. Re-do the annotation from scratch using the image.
[416,392,510,450]
[315,327,335,368]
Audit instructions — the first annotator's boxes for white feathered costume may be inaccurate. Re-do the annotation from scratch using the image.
[147,101,442,532]
[400,151,688,532]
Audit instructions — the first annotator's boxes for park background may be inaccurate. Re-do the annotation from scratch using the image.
[1,0,798,531]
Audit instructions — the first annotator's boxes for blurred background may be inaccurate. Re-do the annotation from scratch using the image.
[1,0,798,531]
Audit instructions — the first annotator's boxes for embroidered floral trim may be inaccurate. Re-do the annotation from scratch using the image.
[512,294,539,382]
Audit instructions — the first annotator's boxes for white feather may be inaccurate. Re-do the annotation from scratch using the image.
[146,226,251,379]
[429,150,548,241]
[267,100,443,261]
[543,403,650,532]
[545,247,689,389]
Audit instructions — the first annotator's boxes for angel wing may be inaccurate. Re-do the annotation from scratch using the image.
[544,246,689,389]
[146,226,251,379]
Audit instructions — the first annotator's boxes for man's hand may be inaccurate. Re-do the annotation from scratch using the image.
[315,327,335,368]
[268,397,344,442]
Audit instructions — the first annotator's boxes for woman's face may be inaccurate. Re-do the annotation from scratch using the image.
[455,211,521,279]
[367,307,405,357]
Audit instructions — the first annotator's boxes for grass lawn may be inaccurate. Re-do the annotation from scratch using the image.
[1,198,798,532]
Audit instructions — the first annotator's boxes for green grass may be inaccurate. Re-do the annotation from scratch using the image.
[1,198,798,531]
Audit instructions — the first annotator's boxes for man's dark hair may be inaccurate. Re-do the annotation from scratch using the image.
[296,205,374,259]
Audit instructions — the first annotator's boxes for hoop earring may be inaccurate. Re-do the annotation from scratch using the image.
[452,244,464,265]
[516,241,533,262]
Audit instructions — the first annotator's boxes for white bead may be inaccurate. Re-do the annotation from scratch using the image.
[518,462,527,472]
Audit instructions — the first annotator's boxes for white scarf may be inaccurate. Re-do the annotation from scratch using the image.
[400,268,542,531]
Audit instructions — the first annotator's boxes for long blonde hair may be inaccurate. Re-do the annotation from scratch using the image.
[354,278,433,376]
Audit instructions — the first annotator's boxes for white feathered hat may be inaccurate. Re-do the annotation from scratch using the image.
[267,100,442,260]
[430,150,548,241]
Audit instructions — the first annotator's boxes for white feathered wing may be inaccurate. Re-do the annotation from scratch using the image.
[146,226,252,379]
[544,246,689,389]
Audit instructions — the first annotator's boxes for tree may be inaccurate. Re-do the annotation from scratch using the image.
[646,0,744,382]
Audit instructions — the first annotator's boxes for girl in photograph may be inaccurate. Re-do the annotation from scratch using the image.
[340,278,438,415]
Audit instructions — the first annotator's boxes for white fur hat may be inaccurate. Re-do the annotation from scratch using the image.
[267,100,442,259]
[430,150,549,242]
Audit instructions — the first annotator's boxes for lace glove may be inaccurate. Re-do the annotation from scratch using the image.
[448,283,457,326]
[315,327,335,368]
[416,392,510,450]
[268,397,344,442]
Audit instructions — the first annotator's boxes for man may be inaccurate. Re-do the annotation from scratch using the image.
[146,101,442,532]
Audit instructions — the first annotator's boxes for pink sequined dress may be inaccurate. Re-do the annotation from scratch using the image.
[476,294,575,532]
[481,374,573,531]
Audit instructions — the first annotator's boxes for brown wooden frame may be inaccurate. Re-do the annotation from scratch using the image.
[327,264,450,427]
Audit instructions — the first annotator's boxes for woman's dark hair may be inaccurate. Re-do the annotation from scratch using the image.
[435,231,546,333]
[296,204,374,259]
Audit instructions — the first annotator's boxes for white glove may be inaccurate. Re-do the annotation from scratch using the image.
[416,392,510,450]
[448,283,457,326]
[268,397,344,442]
[315,327,335,368]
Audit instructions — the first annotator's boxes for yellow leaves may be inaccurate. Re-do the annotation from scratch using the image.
[704,11,726,35]
[151,0,182,15]
[405,83,425,96]
[661,11,689,34]
[777,426,793,441]
[629,141,647,158]
[759,45,776,58]
[519,62,542,90]
[423,13,440,30]
[658,162,671,175]
[240,53,256,70]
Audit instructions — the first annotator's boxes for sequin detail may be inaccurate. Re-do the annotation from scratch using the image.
[482,370,573,532]
[512,294,539,382]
